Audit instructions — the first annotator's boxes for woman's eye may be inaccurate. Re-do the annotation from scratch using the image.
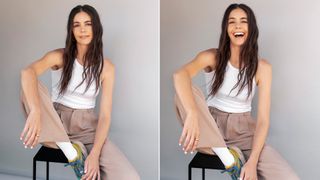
[73,24,79,27]
[228,21,235,24]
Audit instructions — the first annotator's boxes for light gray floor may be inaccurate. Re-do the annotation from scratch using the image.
[0,169,75,180]
[0,173,30,180]
[0,173,67,180]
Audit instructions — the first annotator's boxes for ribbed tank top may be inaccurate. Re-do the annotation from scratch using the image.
[204,61,256,113]
[51,59,100,109]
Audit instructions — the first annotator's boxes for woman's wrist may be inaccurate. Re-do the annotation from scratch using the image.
[29,109,41,121]
[30,108,41,114]
[185,110,198,123]
[247,155,259,166]
[90,147,101,157]
[186,109,197,117]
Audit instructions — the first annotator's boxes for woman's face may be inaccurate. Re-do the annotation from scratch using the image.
[227,8,248,47]
[72,11,93,45]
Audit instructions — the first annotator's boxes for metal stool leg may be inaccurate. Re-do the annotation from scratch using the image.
[33,159,36,180]
[188,165,192,180]
[46,161,49,180]
[202,168,205,180]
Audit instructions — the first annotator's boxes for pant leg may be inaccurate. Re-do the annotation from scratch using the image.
[20,81,70,148]
[174,84,226,154]
[243,145,300,180]
[85,139,140,180]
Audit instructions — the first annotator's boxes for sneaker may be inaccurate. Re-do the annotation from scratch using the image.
[221,146,246,180]
[64,143,86,180]
[72,141,88,157]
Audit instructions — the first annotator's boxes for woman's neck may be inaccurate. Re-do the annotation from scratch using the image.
[229,45,241,68]
[76,44,88,63]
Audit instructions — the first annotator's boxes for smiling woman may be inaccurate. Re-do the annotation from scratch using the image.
[19,4,140,180]
[173,3,299,180]
[227,9,248,46]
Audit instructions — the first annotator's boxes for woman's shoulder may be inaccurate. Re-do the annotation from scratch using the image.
[45,48,64,70]
[197,48,217,60]
[45,48,64,59]
[103,58,114,70]
[256,58,272,84]
[257,59,272,72]
[197,48,217,72]
[100,58,115,80]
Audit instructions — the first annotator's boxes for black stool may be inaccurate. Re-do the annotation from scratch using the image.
[189,152,225,180]
[33,146,69,180]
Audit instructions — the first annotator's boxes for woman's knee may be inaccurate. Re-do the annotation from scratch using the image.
[102,165,140,180]
[284,172,300,180]
[125,168,140,180]
[112,170,140,180]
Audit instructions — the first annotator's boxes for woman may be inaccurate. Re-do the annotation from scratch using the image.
[173,3,299,180]
[20,5,140,180]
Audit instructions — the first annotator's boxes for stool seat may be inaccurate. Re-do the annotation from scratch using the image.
[188,152,225,180]
[34,146,68,163]
[33,146,69,180]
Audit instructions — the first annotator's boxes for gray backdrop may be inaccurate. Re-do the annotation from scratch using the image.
[0,0,158,179]
[161,0,319,179]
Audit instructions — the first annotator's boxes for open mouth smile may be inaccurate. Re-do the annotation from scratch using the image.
[233,32,245,38]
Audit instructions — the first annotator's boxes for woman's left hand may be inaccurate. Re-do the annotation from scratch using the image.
[240,160,258,180]
[81,152,100,180]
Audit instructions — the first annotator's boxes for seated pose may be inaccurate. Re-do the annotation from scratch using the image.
[173,3,299,180]
[20,5,140,180]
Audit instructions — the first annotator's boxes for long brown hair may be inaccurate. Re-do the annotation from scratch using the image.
[209,3,258,98]
[59,5,104,96]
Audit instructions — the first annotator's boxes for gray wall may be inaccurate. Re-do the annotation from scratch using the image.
[161,0,320,179]
[0,0,158,179]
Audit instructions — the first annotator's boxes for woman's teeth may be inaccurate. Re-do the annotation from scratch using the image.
[234,32,244,38]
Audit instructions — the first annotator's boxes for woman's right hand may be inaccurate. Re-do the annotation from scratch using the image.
[179,111,200,154]
[20,110,41,149]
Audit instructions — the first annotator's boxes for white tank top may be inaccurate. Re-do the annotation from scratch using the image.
[204,61,256,113]
[51,59,100,109]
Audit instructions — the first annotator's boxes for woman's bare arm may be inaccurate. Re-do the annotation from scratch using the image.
[249,60,272,163]
[173,49,216,153]
[82,59,114,179]
[20,49,63,148]
[240,59,272,179]
[91,59,114,156]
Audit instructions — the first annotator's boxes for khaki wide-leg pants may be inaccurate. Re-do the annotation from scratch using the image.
[20,81,140,180]
[174,85,300,180]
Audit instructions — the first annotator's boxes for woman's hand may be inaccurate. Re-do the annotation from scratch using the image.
[81,152,100,180]
[179,111,200,154]
[20,110,41,149]
[240,160,258,180]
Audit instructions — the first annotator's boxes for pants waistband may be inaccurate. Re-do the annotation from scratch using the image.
[208,106,251,117]
[53,102,94,112]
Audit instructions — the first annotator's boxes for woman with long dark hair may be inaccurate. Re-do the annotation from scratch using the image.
[20,5,140,180]
[174,4,299,180]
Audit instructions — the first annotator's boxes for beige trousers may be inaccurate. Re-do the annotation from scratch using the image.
[175,85,300,180]
[20,81,140,180]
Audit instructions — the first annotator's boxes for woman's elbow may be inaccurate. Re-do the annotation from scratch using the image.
[173,69,184,82]
[20,68,30,80]
[20,67,37,84]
